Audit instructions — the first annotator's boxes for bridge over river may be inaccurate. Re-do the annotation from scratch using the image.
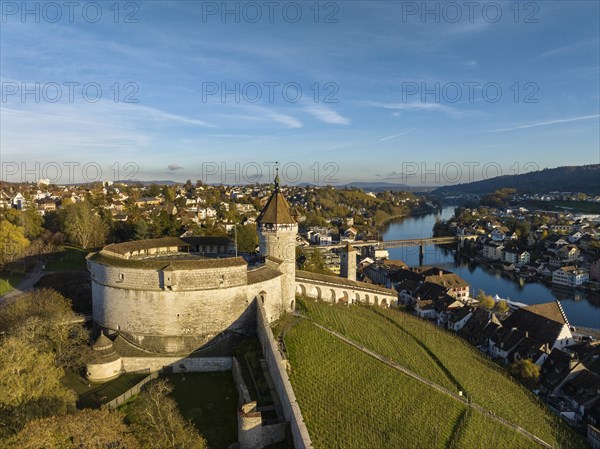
[310,235,478,265]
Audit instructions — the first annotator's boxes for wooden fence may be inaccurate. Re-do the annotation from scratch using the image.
[102,371,159,410]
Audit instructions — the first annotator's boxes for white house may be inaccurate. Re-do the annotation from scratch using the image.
[11,193,26,210]
[553,266,589,287]
[503,250,530,266]
[557,245,581,262]
[482,242,504,260]
[491,229,506,242]
[415,300,437,319]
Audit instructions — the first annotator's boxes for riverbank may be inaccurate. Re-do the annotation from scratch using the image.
[376,206,443,234]
[382,206,600,329]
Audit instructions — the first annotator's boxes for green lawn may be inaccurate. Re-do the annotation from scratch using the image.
[0,271,24,295]
[45,246,88,271]
[164,372,238,449]
[73,372,149,409]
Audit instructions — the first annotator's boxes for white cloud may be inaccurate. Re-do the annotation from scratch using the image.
[488,114,600,133]
[243,106,302,128]
[304,105,350,125]
[379,131,410,142]
[124,104,215,128]
[366,101,465,118]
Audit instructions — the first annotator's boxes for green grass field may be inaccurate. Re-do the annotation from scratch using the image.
[75,373,149,409]
[0,272,23,296]
[285,299,586,449]
[164,372,238,449]
[45,245,88,271]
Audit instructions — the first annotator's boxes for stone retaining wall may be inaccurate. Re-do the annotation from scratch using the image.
[256,301,313,449]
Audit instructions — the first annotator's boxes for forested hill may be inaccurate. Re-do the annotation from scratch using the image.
[432,164,600,196]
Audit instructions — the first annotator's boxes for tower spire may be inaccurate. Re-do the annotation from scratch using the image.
[274,162,280,192]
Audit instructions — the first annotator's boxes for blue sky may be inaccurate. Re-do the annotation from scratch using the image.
[1,0,599,186]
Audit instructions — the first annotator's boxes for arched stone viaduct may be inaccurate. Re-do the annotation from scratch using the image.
[295,270,397,308]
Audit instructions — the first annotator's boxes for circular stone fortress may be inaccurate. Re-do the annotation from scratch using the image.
[87,174,397,357]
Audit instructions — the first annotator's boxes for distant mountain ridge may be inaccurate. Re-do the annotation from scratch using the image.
[431,164,600,196]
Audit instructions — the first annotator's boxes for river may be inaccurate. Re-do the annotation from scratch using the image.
[381,206,600,328]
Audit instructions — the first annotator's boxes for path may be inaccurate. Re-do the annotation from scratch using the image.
[303,317,555,449]
[0,261,49,302]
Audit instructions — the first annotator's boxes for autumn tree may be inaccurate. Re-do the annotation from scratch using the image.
[0,289,92,370]
[162,186,176,204]
[0,338,76,438]
[4,408,139,449]
[510,359,541,388]
[476,289,495,310]
[496,300,510,314]
[128,379,206,449]
[0,219,29,269]
[15,208,44,240]
[61,202,108,248]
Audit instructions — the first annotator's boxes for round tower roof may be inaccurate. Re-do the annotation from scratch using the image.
[93,333,114,351]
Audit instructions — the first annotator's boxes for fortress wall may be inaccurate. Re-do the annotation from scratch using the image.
[232,357,252,406]
[92,281,253,352]
[122,356,232,373]
[90,262,162,290]
[173,265,247,290]
[89,260,247,291]
[248,274,284,323]
[295,278,398,307]
[256,300,313,449]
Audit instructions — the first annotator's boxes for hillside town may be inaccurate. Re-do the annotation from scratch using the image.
[1,179,599,446]
[439,203,600,290]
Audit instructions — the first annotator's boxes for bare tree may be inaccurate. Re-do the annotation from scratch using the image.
[129,379,207,449]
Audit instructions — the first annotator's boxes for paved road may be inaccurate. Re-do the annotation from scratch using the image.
[0,261,48,302]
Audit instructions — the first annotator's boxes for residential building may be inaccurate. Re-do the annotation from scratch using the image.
[553,266,589,287]
[482,242,504,260]
[557,245,581,262]
[590,260,600,282]
[503,249,530,266]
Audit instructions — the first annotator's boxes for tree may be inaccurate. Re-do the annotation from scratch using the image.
[0,219,29,269]
[476,289,495,310]
[128,380,206,449]
[496,300,510,314]
[0,289,92,370]
[0,337,76,437]
[20,208,44,240]
[162,186,175,204]
[233,224,258,253]
[510,359,540,388]
[4,408,138,449]
[151,211,181,238]
[303,248,332,275]
[61,202,108,249]
[134,219,151,240]
[148,184,161,197]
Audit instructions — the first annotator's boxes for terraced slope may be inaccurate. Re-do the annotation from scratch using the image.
[282,299,586,449]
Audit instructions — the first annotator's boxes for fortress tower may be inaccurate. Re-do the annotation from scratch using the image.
[340,243,357,281]
[256,170,298,313]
